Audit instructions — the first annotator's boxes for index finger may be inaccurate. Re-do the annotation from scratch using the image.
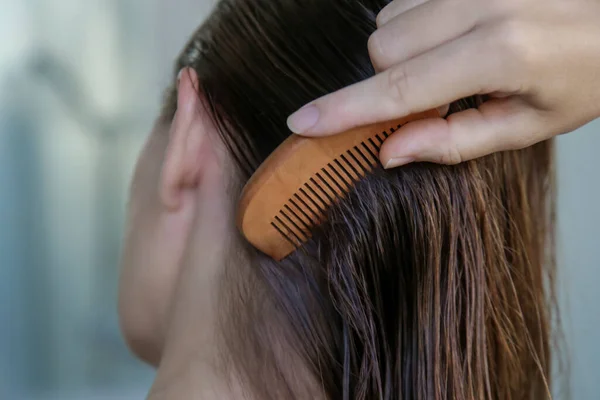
[286,31,507,136]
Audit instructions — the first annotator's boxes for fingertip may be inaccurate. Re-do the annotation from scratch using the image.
[287,105,320,134]
[379,117,446,166]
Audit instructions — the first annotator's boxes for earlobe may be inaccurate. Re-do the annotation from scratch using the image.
[159,68,205,211]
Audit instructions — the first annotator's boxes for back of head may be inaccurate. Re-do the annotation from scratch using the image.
[162,0,557,398]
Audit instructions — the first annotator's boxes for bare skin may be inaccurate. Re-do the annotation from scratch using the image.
[119,69,244,399]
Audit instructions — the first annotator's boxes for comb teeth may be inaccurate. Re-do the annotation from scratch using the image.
[237,110,439,260]
[269,133,387,249]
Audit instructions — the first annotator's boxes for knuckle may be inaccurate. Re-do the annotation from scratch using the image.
[441,147,463,165]
[439,114,467,165]
[495,21,537,73]
[387,64,413,112]
[441,132,464,165]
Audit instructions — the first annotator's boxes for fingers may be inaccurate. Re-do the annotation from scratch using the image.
[379,97,546,168]
[288,29,515,136]
[370,0,480,71]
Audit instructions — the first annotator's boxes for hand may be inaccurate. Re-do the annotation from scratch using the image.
[286,0,600,168]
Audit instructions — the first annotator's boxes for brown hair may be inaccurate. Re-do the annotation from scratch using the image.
[162,0,562,398]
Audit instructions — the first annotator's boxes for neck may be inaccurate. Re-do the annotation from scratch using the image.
[147,256,227,399]
[148,185,244,399]
[146,181,324,399]
[148,364,241,400]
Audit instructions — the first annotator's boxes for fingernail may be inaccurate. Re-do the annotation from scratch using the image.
[177,68,185,85]
[384,156,413,169]
[287,105,320,134]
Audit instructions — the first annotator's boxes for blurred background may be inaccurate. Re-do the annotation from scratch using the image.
[0,0,598,399]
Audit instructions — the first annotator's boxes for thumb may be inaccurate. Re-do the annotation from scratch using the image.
[379,97,546,168]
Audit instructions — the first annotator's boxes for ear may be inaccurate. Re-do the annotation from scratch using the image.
[159,68,208,210]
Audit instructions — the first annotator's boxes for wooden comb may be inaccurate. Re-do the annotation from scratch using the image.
[237,109,440,260]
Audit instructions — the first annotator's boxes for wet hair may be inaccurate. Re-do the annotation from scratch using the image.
[161,0,561,398]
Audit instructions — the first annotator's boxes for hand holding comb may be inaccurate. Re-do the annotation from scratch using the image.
[237,109,440,260]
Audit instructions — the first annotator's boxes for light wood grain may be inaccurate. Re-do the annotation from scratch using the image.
[238,109,440,260]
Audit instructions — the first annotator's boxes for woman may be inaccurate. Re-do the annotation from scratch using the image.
[119,0,562,398]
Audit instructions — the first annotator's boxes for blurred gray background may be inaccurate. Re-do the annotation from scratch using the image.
[0,0,598,398]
